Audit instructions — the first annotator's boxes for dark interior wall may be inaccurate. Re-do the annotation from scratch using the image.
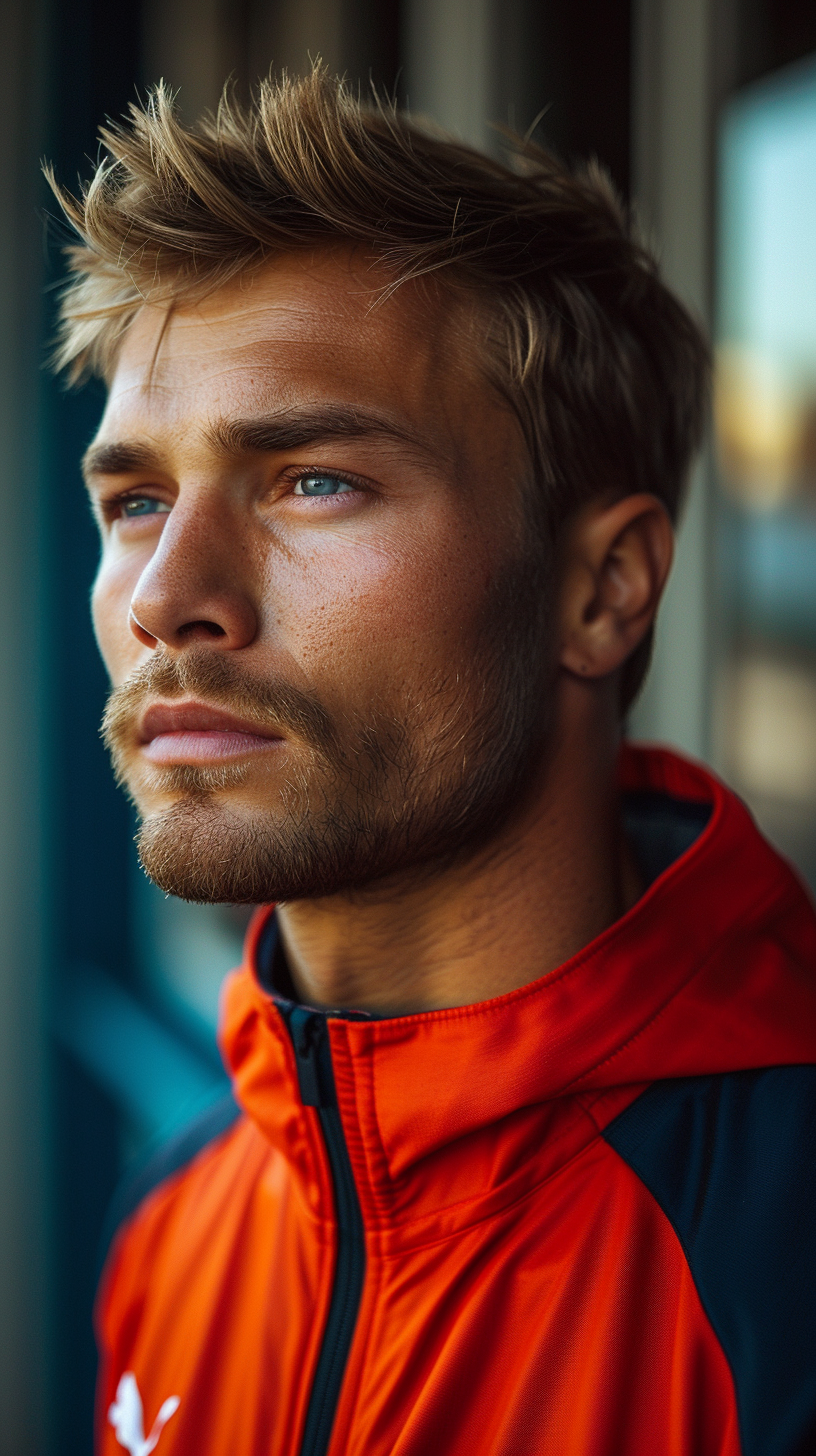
[141,0,403,121]
[496,0,632,198]
[242,0,403,107]
[142,0,631,191]
[339,0,402,90]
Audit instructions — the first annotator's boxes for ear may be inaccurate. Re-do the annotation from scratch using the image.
[558,493,674,680]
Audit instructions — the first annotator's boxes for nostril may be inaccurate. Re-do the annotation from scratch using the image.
[177,620,227,640]
[129,608,158,647]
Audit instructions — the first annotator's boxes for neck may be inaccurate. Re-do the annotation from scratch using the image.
[277,678,640,1014]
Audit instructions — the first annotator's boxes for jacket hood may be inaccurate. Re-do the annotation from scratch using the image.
[219,745,816,1228]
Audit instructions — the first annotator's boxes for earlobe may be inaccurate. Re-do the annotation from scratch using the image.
[559,493,674,682]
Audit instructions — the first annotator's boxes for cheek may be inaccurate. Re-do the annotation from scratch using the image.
[91,554,143,684]
[269,530,493,695]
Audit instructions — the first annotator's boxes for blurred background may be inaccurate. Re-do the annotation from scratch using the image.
[2,0,816,1449]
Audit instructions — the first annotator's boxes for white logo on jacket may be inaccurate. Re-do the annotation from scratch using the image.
[109,1372,180,1455]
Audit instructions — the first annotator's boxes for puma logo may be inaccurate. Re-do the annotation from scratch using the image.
[109,1372,180,1456]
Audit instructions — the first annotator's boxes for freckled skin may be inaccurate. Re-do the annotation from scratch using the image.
[89,247,671,1013]
[93,251,527,811]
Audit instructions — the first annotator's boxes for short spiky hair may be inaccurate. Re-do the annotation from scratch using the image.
[48,67,709,703]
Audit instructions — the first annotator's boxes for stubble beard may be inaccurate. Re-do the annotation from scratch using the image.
[102,552,553,904]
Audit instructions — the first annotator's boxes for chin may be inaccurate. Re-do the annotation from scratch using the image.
[134,748,537,906]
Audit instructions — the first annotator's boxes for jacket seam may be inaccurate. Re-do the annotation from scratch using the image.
[360,1026,393,1214]
[602,1136,745,1452]
[333,1021,393,1223]
[369,1121,608,1256]
[558,879,801,1096]
[362,1096,602,1237]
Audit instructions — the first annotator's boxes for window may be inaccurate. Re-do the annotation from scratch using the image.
[716,53,816,889]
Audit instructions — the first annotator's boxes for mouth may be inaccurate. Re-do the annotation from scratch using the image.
[137,699,285,765]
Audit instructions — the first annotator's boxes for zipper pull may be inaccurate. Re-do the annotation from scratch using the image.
[288,1007,334,1108]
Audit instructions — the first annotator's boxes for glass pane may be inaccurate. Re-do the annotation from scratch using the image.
[715,54,816,889]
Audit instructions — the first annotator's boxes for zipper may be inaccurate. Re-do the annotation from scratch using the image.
[285,1006,366,1456]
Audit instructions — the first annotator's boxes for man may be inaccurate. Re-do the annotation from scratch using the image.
[51,69,816,1456]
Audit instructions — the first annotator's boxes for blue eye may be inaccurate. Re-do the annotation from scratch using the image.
[121,496,170,517]
[293,474,354,497]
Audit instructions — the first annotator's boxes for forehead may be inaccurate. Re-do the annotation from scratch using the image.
[101,249,489,444]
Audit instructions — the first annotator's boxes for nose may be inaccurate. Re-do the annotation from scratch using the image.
[128,490,258,651]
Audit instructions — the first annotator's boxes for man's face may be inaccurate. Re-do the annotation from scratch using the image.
[88,248,551,902]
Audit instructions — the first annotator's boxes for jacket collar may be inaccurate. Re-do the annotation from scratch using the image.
[220,745,816,1231]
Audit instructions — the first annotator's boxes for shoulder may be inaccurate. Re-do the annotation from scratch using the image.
[604,1066,816,1456]
[98,1092,242,1274]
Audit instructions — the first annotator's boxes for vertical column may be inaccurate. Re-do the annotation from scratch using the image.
[0,0,49,1449]
[142,0,242,115]
[401,0,495,150]
[629,0,715,757]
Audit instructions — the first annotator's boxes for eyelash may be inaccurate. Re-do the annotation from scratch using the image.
[101,491,169,523]
[100,465,371,524]
[284,466,369,500]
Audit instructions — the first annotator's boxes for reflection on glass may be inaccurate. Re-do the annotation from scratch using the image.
[716,53,816,887]
[718,55,816,512]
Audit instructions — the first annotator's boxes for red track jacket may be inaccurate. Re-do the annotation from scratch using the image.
[96,746,816,1455]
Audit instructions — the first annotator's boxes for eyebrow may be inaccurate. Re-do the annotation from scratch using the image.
[82,404,434,483]
[206,404,427,457]
[82,440,164,481]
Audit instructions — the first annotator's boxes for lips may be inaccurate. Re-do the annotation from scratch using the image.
[138,700,284,765]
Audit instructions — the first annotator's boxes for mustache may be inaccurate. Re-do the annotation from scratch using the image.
[101,649,339,758]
